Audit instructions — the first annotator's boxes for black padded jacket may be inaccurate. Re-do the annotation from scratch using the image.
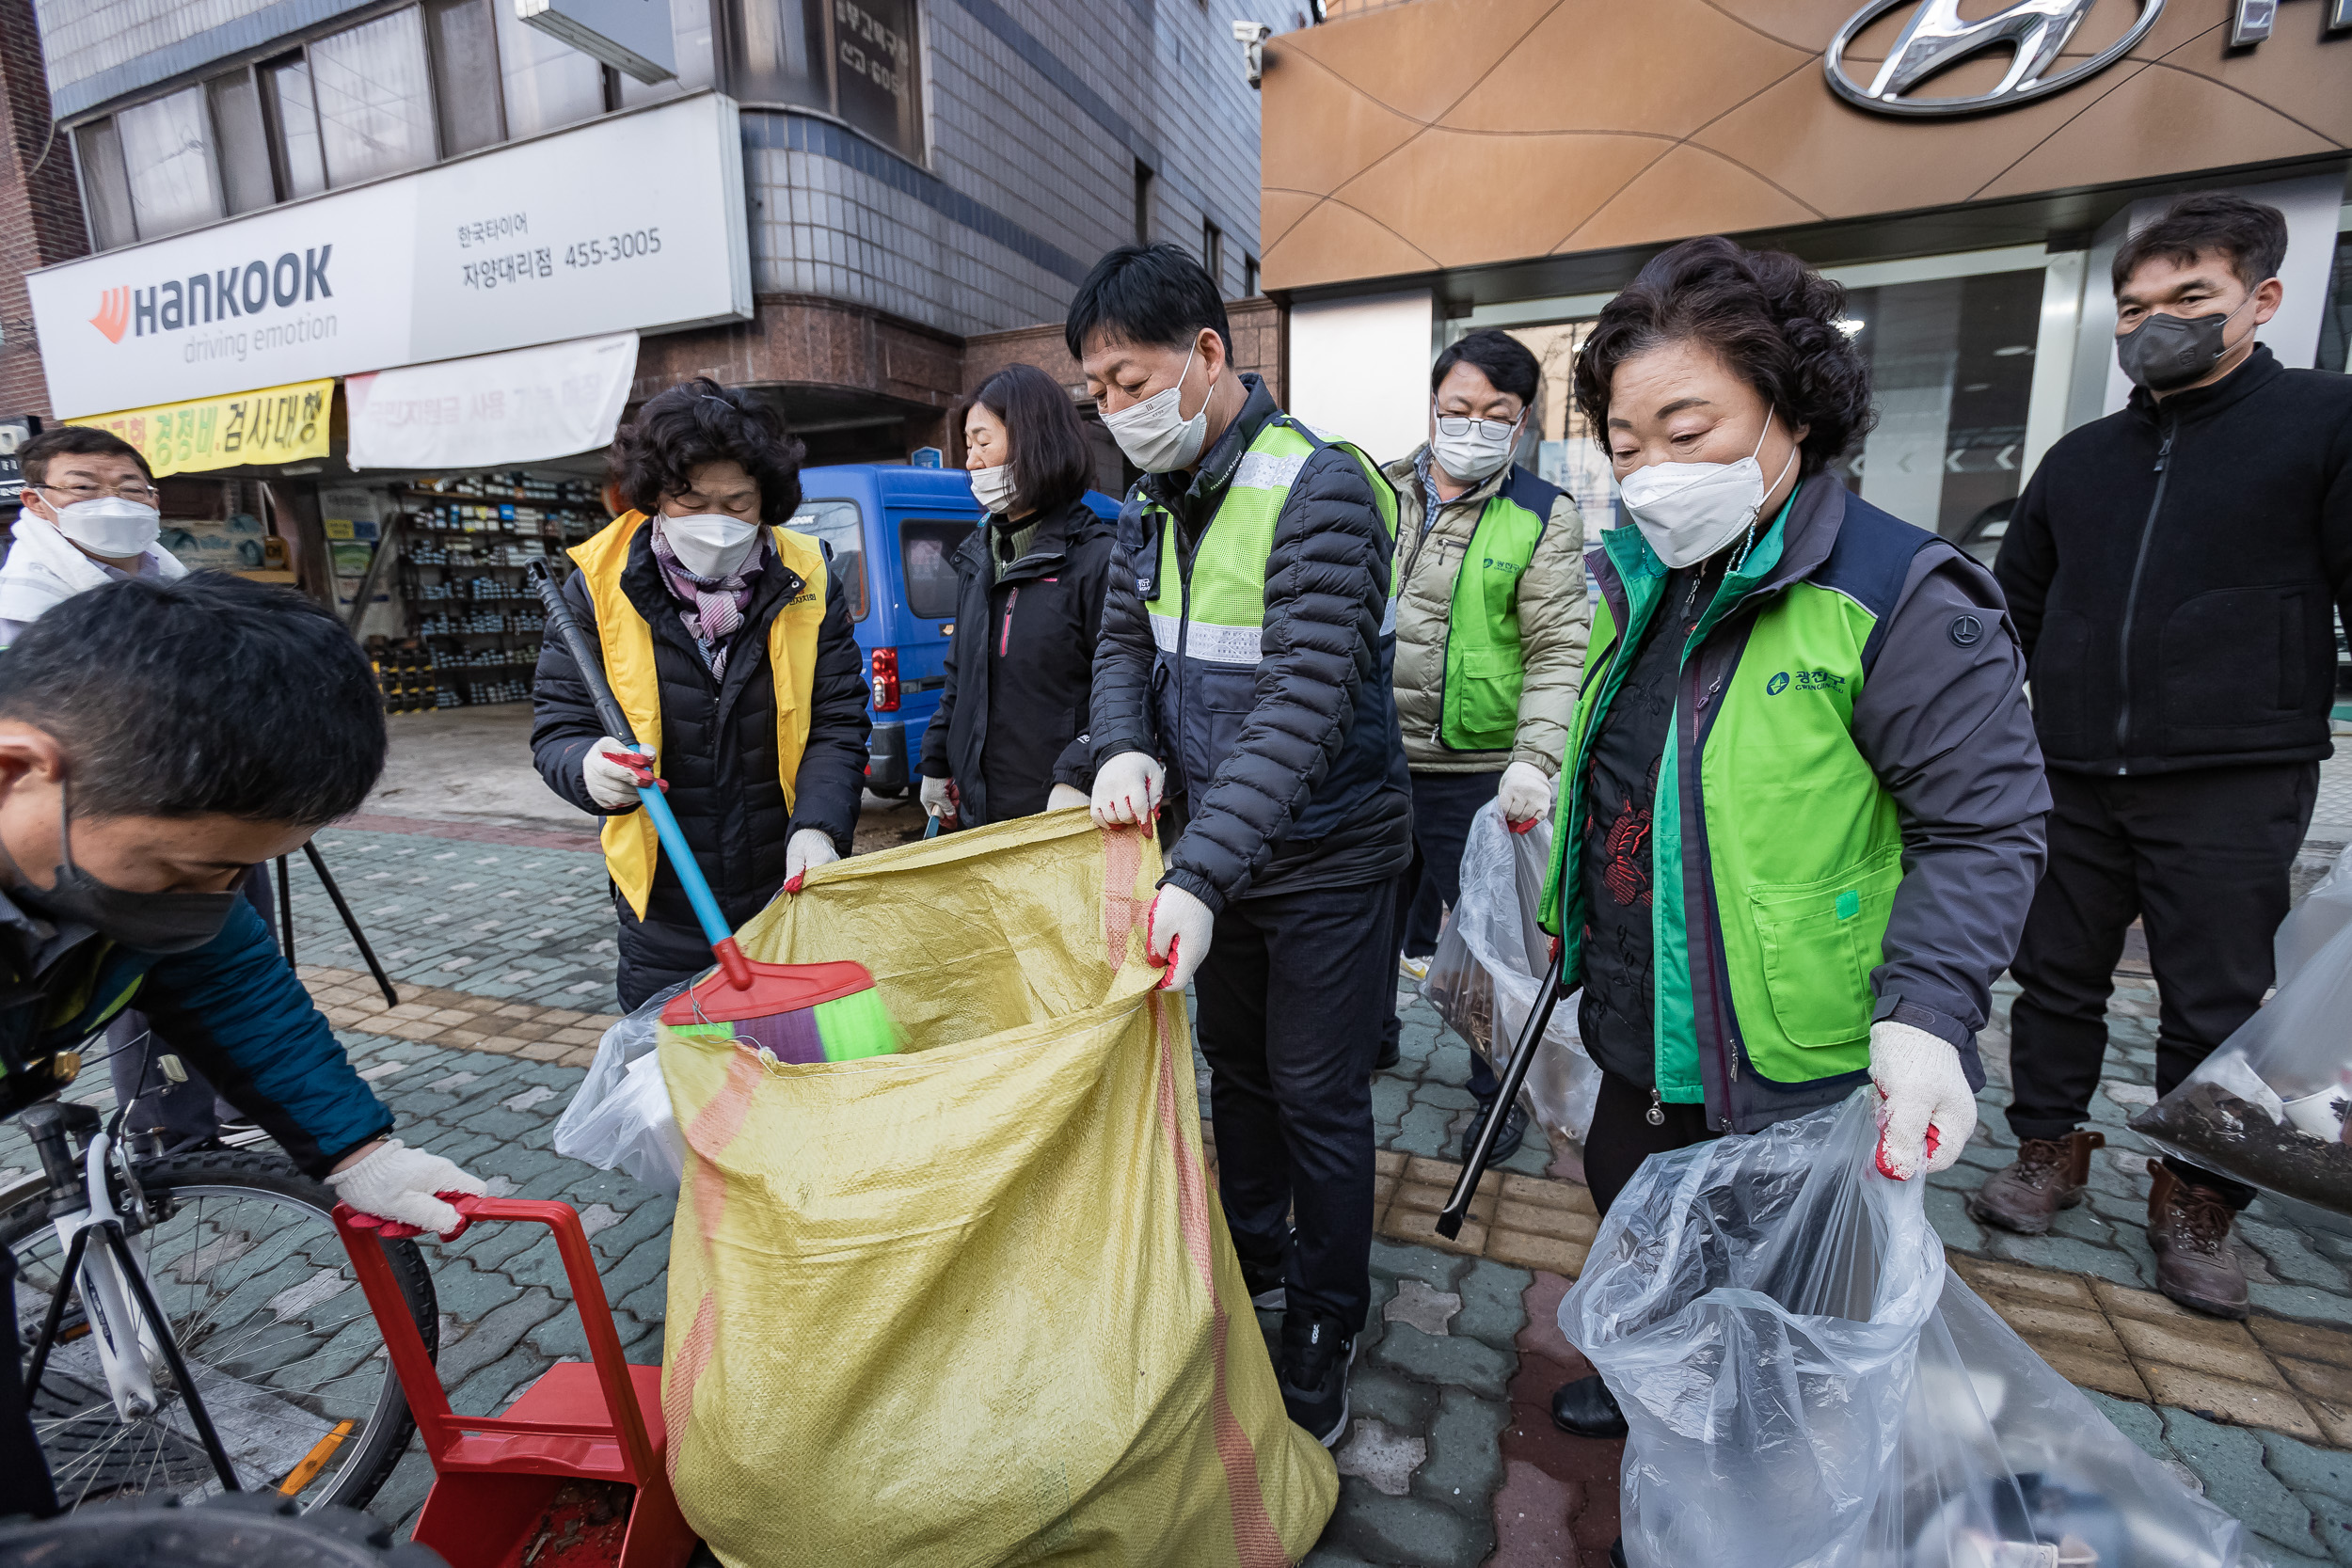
[1090,374,1412,911]
[530,527,869,1002]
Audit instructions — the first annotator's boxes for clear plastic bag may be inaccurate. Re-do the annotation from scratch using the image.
[1564,1092,2246,1568]
[1420,800,1599,1145]
[552,981,689,1192]
[2277,842,2352,990]
[2132,915,2352,1215]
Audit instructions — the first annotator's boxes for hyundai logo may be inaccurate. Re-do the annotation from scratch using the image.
[1825,0,2166,117]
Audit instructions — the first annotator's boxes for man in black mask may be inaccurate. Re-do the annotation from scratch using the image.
[1978,192,2352,1319]
[0,572,486,1515]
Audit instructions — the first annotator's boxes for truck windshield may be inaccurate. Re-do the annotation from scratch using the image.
[787,500,867,620]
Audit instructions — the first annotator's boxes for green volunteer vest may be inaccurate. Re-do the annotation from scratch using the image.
[1542,503,1900,1098]
[1436,484,1548,752]
[1144,417,1399,664]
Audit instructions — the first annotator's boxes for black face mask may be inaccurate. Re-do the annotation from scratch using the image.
[2116,293,2255,393]
[6,790,243,955]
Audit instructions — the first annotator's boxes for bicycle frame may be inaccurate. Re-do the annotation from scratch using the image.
[17,1099,243,1493]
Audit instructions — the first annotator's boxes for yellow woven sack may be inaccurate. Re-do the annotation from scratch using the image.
[658,809,1340,1566]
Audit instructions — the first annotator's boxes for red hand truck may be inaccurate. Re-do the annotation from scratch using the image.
[334,1195,698,1568]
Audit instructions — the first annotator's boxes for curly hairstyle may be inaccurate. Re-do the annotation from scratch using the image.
[610,377,806,526]
[1573,236,1874,477]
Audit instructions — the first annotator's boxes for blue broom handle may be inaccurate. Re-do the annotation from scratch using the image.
[630,748,734,950]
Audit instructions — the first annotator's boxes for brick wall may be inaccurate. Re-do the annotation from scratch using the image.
[0,0,87,419]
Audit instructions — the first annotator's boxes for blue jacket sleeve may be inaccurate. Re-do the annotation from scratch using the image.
[133,901,394,1177]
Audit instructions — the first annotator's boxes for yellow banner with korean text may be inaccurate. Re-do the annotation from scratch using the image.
[69,379,334,478]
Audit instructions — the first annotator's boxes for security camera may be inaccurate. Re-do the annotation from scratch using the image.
[1232,20,1271,87]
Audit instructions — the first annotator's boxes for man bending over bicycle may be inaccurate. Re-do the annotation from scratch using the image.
[0,573,485,1513]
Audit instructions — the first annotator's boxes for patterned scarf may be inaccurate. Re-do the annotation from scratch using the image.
[647,518,763,677]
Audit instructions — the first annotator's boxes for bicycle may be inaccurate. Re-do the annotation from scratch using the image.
[0,1085,439,1513]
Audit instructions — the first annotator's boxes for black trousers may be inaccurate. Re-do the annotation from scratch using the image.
[0,1246,57,1516]
[1382,769,1504,1102]
[2007,762,2317,1209]
[1585,1069,1718,1221]
[1394,769,1505,958]
[1195,878,1395,1331]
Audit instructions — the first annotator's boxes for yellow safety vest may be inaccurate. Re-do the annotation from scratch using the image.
[570,511,829,918]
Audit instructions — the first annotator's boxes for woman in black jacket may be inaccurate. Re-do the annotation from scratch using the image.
[918,364,1114,827]
[532,379,871,1009]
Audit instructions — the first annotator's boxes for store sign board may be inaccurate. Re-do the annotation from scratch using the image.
[345,331,637,471]
[69,378,334,477]
[1826,0,2166,116]
[27,93,750,418]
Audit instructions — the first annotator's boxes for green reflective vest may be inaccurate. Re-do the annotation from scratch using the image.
[1434,472,1552,752]
[1541,489,1907,1111]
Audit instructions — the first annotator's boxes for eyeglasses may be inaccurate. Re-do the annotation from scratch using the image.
[1433,407,1524,442]
[33,482,160,503]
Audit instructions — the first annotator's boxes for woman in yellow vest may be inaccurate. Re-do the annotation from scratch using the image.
[531,379,872,1009]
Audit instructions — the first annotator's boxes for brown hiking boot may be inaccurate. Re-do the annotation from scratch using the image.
[2147,1160,2249,1321]
[1967,1131,2105,1235]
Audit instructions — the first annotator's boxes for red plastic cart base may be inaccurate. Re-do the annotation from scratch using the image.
[334,1195,697,1568]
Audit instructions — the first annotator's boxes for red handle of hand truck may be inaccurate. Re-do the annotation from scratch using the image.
[331,1196,664,1484]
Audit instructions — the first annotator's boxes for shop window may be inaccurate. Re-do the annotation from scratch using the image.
[1244,254,1258,298]
[1825,268,2044,563]
[426,0,508,156]
[207,71,275,214]
[311,9,437,186]
[2319,231,2352,376]
[899,519,970,620]
[1506,320,1617,531]
[1203,220,1224,294]
[72,119,135,249]
[118,87,224,239]
[726,0,826,105]
[260,53,328,199]
[622,0,719,107]
[495,0,608,138]
[789,499,869,619]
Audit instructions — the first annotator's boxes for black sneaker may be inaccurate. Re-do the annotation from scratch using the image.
[1460,1097,1527,1164]
[1277,1312,1355,1447]
[1374,1034,1401,1071]
[1240,1254,1287,1311]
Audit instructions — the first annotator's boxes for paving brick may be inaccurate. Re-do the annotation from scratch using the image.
[1491,1200,1595,1244]
[2032,1340,2152,1402]
[2162,1408,2333,1561]
[1381,1204,1488,1258]
[1987,1298,2125,1354]
[2251,1317,2352,1370]
[2112,1314,2283,1387]
[1952,1255,2101,1309]
[1388,1180,1496,1226]
[1498,1174,1594,1216]
[1486,1230,1587,1278]
[1416,1386,1510,1516]
[2135,1364,2325,1442]
[1374,1322,1515,1401]
[1323,1480,1493,1568]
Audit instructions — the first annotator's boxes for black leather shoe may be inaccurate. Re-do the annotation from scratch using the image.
[1240,1254,1286,1311]
[1460,1098,1527,1164]
[1549,1374,1627,1438]
[1610,1538,1627,1568]
[1374,1035,1401,1071]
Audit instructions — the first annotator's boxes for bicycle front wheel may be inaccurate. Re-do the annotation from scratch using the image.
[3,1147,437,1513]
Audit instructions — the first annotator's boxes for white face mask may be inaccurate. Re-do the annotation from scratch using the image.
[658,512,762,579]
[1430,404,1522,487]
[41,494,161,559]
[1103,340,1215,473]
[1615,412,1799,569]
[969,464,1018,515]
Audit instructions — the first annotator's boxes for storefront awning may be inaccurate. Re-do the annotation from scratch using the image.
[344,331,636,472]
[70,379,333,477]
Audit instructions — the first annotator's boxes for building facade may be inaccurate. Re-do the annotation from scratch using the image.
[28,0,1266,458]
[1262,0,2352,552]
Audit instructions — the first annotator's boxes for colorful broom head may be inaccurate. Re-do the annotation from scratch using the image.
[660,958,900,1064]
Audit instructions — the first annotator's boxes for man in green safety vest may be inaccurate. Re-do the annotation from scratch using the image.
[1073,244,1410,1449]
[1376,330,1589,1164]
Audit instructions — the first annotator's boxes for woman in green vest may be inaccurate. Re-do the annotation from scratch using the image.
[1541,238,2050,1482]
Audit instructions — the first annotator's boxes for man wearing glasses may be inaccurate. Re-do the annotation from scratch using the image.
[1377,330,1587,1164]
[0,427,182,647]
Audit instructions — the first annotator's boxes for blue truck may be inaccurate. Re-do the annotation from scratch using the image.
[787,464,1119,796]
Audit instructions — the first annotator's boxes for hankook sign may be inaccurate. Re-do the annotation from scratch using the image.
[27,92,751,418]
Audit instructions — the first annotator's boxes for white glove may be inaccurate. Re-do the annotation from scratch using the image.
[1047,783,1089,811]
[920,775,955,816]
[784,827,839,891]
[1498,760,1553,831]
[1145,884,1214,991]
[326,1139,487,1237]
[583,737,656,810]
[1090,752,1166,828]
[1868,1020,1977,1179]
